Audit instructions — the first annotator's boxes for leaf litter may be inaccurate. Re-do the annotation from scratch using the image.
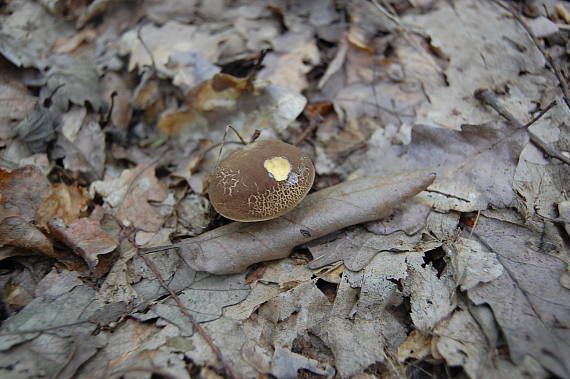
[1,0,570,378]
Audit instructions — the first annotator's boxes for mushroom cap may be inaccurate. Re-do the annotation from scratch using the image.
[208,139,315,222]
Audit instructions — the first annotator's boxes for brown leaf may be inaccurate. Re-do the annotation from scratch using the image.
[0,216,54,257]
[37,183,89,229]
[0,166,51,222]
[158,73,252,136]
[48,217,118,273]
[145,170,435,274]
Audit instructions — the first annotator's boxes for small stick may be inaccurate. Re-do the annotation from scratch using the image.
[215,125,245,170]
[249,129,261,143]
[295,115,322,146]
[522,100,557,128]
[139,253,239,379]
[469,210,481,238]
[475,89,570,166]
[227,125,247,145]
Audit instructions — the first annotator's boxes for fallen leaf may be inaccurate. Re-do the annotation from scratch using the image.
[445,237,504,291]
[41,55,104,111]
[101,72,133,129]
[434,306,548,379]
[14,105,58,154]
[468,214,570,378]
[34,268,83,298]
[0,165,51,222]
[0,216,54,257]
[308,209,453,271]
[75,320,190,379]
[0,285,99,351]
[0,75,37,140]
[258,31,320,92]
[397,330,432,362]
[0,332,106,379]
[271,347,335,378]
[408,264,457,333]
[119,21,223,85]
[365,199,432,236]
[90,165,169,232]
[401,0,549,129]
[513,100,570,227]
[364,122,528,212]
[0,0,75,69]
[37,183,89,229]
[57,120,106,180]
[48,217,118,273]
[346,0,397,49]
[144,170,435,274]
[310,269,397,377]
[157,77,307,158]
[53,27,98,54]
[224,257,315,320]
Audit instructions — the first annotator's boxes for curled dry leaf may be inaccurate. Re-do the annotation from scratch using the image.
[48,217,118,274]
[0,166,54,257]
[144,170,435,274]
[0,166,51,222]
[0,216,54,257]
[36,182,89,229]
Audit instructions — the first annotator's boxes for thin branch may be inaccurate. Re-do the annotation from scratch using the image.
[136,21,157,72]
[295,114,322,146]
[475,89,570,166]
[139,253,239,379]
[522,100,557,128]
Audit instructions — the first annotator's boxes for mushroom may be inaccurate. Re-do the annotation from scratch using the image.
[207,139,315,222]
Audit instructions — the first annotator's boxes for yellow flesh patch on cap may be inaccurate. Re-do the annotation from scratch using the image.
[263,157,291,181]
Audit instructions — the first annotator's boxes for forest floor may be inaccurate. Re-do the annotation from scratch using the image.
[0,0,569,378]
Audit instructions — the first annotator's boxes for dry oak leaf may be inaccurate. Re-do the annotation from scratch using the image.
[0,165,51,222]
[468,215,570,378]
[90,165,168,232]
[0,216,54,257]
[48,217,118,273]
[36,182,89,229]
[0,166,54,256]
[144,170,435,275]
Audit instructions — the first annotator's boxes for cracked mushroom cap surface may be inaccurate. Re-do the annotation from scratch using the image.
[208,139,315,222]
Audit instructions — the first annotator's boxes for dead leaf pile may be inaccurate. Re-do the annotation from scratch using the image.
[1,0,570,378]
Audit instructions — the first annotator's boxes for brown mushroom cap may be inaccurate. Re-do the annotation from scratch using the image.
[208,139,315,222]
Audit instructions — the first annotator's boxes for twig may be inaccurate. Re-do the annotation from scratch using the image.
[295,114,322,146]
[136,21,158,72]
[139,253,239,379]
[490,0,570,105]
[522,100,557,128]
[475,89,570,166]
[469,210,481,238]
